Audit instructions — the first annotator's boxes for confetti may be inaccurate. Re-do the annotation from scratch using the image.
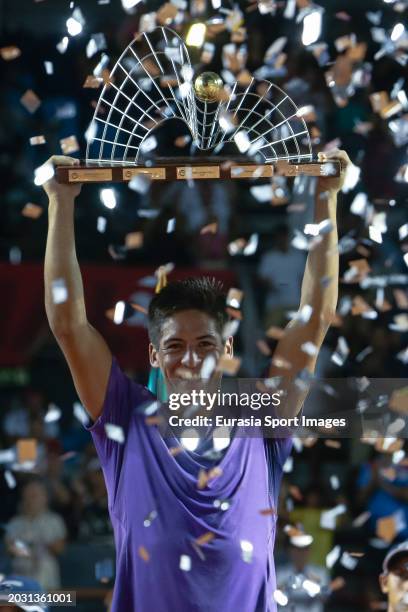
[340,552,358,571]
[180,429,200,451]
[44,403,62,423]
[216,355,241,375]
[51,278,68,304]
[143,510,158,527]
[60,135,80,155]
[86,33,107,58]
[29,135,46,146]
[273,590,289,606]
[326,545,341,569]
[179,555,192,571]
[195,532,215,546]
[16,439,37,464]
[34,162,54,186]
[331,337,349,367]
[105,423,125,443]
[125,232,144,249]
[83,75,104,88]
[166,218,176,233]
[100,188,117,209]
[290,534,313,547]
[320,504,346,530]
[21,203,43,219]
[4,470,16,489]
[44,61,54,75]
[352,511,371,528]
[226,288,243,309]
[138,546,150,562]
[240,539,253,563]
[0,46,21,60]
[73,402,89,426]
[20,89,41,114]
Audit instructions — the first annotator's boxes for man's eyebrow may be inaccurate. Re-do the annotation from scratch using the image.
[162,334,217,344]
[163,336,184,344]
[196,334,217,340]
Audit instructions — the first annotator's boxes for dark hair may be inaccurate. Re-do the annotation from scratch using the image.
[148,277,228,347]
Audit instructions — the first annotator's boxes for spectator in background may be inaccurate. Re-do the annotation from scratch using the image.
[0,574,48,612]
[276,540,329,611]
[357,449,408,542]
[289,484,336,567]
[257,224,306,328]
[2,389,58,444]
[44,449,79,540]
[76,462,113,543]
[5,479,66,590]
[379,541,408,612]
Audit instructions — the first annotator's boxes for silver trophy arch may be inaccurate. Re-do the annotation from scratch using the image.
[56,27,338,183]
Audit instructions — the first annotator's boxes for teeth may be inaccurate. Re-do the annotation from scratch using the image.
[175,369,201,380]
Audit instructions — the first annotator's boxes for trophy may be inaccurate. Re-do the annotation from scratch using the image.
[56,27,339,184]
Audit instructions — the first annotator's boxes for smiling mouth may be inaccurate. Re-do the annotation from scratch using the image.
[173,368,202,381]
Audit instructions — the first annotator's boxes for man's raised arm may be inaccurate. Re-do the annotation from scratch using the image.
[268,149,351,416]
[44,156,112,421]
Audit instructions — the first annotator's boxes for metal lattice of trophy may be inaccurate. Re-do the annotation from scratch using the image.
[56,26,339,184]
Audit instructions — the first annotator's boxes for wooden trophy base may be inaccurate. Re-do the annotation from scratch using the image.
[55,157,340,184]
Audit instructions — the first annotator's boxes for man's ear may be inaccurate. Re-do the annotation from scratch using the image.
[379,573,389,594]
[149,343,160,368]
[224,336,234,358]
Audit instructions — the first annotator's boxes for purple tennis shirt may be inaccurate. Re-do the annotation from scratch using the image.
[86,359,292,612]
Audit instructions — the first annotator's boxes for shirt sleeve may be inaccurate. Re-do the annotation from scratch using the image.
[84,357,156,506]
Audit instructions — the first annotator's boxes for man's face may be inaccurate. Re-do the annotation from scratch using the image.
[149,309,233,395]
[380,554,408,611]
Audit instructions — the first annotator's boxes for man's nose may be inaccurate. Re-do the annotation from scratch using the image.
[181,348,201,367]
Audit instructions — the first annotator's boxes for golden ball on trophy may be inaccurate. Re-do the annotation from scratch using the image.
[193,71,224,102]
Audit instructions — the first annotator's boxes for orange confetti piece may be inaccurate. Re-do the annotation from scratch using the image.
[351,296,373,315]
[376,515,396,543]
[259,507,276,516]
[125,232,144,249]
[200,222,218,235]
[169,446,183,457]
[174,135,191,148]
[20,89,41,114]
[195,532,215,546]
[130,303,148,315]
[0,46,21,60]
[156,2,178,25]
[21,203,43,219]
[225,307,242,320]
[198,467,223,489]
[329,577,346,591]
[17,439,37,463]
[60,135,80,155]
[105,308,114,321]
[83,75,104,88]
[216,355,241,375]
[138,546,150,562]
[369,91,389,114]
[145,416,163,426]
[324,440,342,449]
